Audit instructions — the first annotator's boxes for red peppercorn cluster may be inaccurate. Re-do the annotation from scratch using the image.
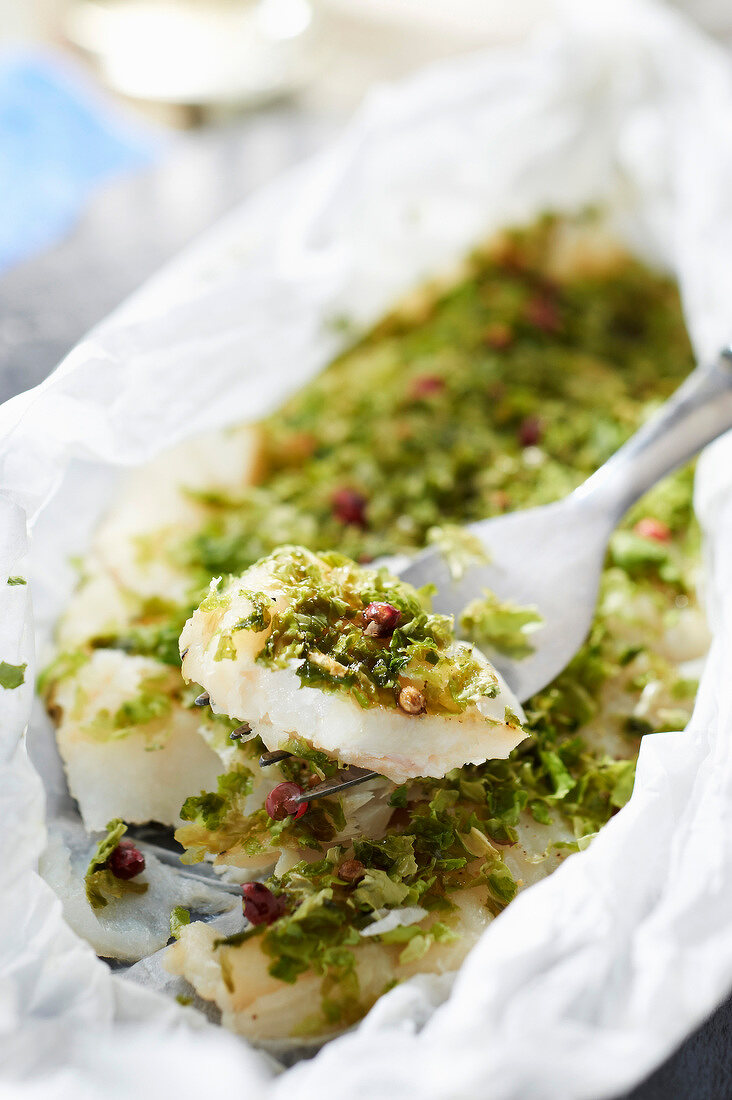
[265,782,307,821]
[108,839,145,880]
[242,882,286,926]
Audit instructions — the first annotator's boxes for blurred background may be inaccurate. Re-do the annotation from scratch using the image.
[1,0,732,398]
[1,2,732,1098]
[3,0,732,396]
[0,0,560,398]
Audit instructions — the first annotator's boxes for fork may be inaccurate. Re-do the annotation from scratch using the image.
[203,350,732,804]
[400,348,732,703]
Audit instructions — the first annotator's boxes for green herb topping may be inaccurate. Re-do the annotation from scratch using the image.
[54,214,702,1033]
[200,547,504,716]
[0,661,26,690]
[170,907,191,940]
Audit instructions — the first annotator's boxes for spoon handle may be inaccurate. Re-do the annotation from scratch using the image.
[574,348,732,521]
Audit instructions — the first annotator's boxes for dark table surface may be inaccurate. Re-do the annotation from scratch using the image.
[2,105,730,1100]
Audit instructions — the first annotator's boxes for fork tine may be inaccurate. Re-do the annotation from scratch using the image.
[293,768,379,804]
[259,749,293,767]
[194,691,211,707]
[230,722,257,742]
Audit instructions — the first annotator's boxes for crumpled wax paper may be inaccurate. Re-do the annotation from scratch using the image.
[3,1,732,1096]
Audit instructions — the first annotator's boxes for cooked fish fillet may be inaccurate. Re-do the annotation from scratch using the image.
[165,813,570,1041]
[53,424,261,649]
[89,424,261,606]
[50,649,224,830]
[48,424,265,826]
[166,887,489,1041]
[56,564,137,650]
[179,549,527,783]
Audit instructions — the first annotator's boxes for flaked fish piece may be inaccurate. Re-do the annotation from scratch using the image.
[175,772,397,878]
[165,812,571,1042]
[53,423,262,655]
[56,563,137,651]
[166,887,489,1041]
[46,426,266,828]
[48,648,224,830]
[84,424,262,614]
[180,546,527,783]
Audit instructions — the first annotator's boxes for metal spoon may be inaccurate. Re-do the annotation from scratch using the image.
[399,350,732,703]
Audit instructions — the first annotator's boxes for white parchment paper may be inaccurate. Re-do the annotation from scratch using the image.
[4,1,732,1096]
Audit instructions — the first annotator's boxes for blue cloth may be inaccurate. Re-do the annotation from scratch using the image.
[0,51,157,272]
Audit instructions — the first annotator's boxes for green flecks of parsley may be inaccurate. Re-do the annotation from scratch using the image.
[379,920,457,965]
[560,758,636,839]
[199,579,232,613]
[80,674,174,743]
[609,531,681,586]
[233,591,273,633]
[106,601,195,667]
[179,767,254,832]
[278,735,341,780]
[214,633,237,661]
[170,907,191,940]
[0,661,26,690]
[37,650,89,698]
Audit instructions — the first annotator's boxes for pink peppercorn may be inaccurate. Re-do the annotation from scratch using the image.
[242,882,285,926]
[634,517,671,542]
[398,685,426,714]
[490,490,511,512]
[265,782,307,821]
[332,488,368,527]
[363,601,402,637]
[411,375,445,398]
[518,416,543,447]
[484,322,513,350]
[337,859,365,883]
[108,839,145,881]
[525,294,559,332]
